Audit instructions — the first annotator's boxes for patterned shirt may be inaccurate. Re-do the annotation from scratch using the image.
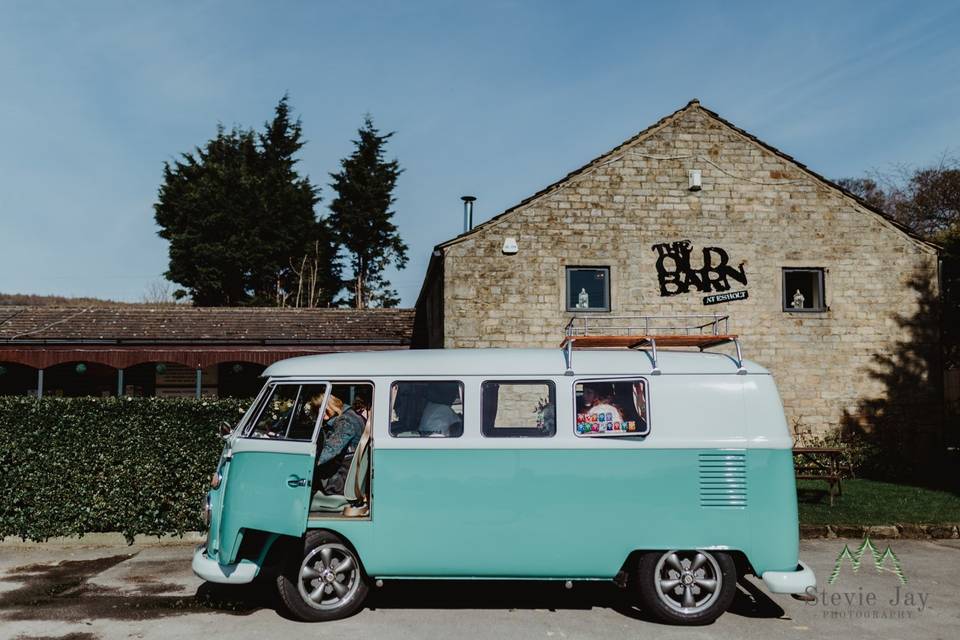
[316,408,365,465]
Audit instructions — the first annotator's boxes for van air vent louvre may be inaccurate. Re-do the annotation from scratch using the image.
[698,451,747,508]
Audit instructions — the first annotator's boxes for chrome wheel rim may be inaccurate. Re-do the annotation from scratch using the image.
[653,550,722,614]
[297,543,361,610]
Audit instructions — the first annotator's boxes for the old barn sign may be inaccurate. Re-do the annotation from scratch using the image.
[652,240,748,304]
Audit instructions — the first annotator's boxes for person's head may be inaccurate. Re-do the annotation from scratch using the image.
[582,383,614,406]
[352,395,369,413]
[303,391,326,417]
[324,395,345,421]
[582,385,599,406]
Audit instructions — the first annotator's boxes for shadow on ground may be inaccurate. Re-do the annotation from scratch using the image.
[0,555,785,625]
[0,554,271,623]
[364,576,785,624]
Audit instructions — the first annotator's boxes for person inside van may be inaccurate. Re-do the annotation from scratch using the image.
[417,382,463,437]
[314,394,366,494]
[352,395,370,421]
[580,383,625,422]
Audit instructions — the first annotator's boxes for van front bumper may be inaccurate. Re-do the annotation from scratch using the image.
[192,545,260,584]
[761,560,816,595]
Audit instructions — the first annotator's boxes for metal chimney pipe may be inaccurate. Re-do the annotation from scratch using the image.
[461,196,476,232]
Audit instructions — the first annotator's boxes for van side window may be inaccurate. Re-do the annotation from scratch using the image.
[575,379,650,437]
[390,381,464,437]
[481,381,556,437]
[244,383,328,440]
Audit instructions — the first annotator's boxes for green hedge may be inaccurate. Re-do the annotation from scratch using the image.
[0,396,248,542]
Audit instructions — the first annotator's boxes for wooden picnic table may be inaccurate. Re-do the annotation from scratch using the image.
[793,446,845,506]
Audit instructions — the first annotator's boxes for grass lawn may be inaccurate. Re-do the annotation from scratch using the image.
[798,478,960,525]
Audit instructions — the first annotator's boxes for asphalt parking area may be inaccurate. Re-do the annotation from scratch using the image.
[1,539,958,639]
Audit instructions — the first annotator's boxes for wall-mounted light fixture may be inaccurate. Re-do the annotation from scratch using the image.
[688,169,702,191]
[502,237,518,255]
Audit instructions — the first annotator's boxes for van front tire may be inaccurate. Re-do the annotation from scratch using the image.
[637,550,736,625]
[277,530,369,621]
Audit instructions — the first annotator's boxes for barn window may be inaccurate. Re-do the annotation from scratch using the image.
[783,268,826,312]
[566,267,610,312]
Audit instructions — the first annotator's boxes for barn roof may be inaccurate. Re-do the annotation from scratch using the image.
[0,306,413,345]
[435,99,940,252]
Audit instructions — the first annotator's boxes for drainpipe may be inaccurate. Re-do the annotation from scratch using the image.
[117,368,124,397]
[37,368,44,398]
[195,367,202,399]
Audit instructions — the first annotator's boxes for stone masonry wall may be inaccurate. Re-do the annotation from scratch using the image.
[437,105,940,436]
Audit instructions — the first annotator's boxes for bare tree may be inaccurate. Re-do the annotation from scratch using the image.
[837,151,960,247]
[283,241,337,308]
[141,280,180,305]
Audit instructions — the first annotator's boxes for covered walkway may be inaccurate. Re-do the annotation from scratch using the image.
[0,306,414,398]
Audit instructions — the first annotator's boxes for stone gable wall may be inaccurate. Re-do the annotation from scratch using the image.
[436,107,940,435]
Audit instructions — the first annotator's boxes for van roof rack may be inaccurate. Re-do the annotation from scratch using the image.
[560,314,745,375]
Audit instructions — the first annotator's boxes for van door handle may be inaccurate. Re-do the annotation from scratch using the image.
[287,476,309,488]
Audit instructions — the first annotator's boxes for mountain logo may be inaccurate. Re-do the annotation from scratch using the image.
[828,536,907,585]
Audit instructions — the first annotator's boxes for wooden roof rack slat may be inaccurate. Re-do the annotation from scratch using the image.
[561,315,746,375]
[560,334,738,350]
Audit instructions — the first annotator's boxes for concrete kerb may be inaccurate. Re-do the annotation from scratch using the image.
[0,531,205,548]
[799,524,960,539]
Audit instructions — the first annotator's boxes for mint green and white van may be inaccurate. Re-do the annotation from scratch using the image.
[192,348,815,624]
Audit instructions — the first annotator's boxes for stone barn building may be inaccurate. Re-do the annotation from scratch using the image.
[415,100,944,444]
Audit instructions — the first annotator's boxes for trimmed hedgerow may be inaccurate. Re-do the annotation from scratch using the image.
[0,396,248,542]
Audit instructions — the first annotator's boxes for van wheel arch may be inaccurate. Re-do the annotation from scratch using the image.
[630,549,739,625]
[276,529,370,621]
[621,548,752,582]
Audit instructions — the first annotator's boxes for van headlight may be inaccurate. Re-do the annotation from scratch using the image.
[202,493,212,527]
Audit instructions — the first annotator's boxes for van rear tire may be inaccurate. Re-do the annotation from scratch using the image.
[277,530,369,621]
[636,549,736,625]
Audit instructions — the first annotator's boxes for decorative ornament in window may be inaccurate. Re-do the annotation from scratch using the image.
[577,288,590,309]
[782,268,826,312]
[791,289,805,309]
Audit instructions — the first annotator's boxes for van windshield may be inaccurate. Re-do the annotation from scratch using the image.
[243,383,329,440]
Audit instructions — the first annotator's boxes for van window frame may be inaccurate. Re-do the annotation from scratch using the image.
[240,380,332,443]
[480,379,557,438]
[388,379,465,438]
[573,376,651,438]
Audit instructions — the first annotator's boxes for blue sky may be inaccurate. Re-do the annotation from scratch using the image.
[1,1,958,306]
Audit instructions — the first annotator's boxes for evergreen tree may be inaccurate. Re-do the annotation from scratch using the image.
[328,116,408,308]
[254,96,341,306]
[154,96,341,306]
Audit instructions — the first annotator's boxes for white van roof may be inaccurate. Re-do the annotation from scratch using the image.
[263,348,769,378]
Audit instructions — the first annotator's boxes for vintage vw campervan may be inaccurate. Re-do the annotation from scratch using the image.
[192,324,815,625]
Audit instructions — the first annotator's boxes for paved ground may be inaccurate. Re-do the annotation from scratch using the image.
[0,538,957,640]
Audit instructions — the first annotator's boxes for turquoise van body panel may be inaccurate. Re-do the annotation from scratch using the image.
[217,450,313,563]
[303,447,797,579]
[747,448,800,573]
[203,451,229,561]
